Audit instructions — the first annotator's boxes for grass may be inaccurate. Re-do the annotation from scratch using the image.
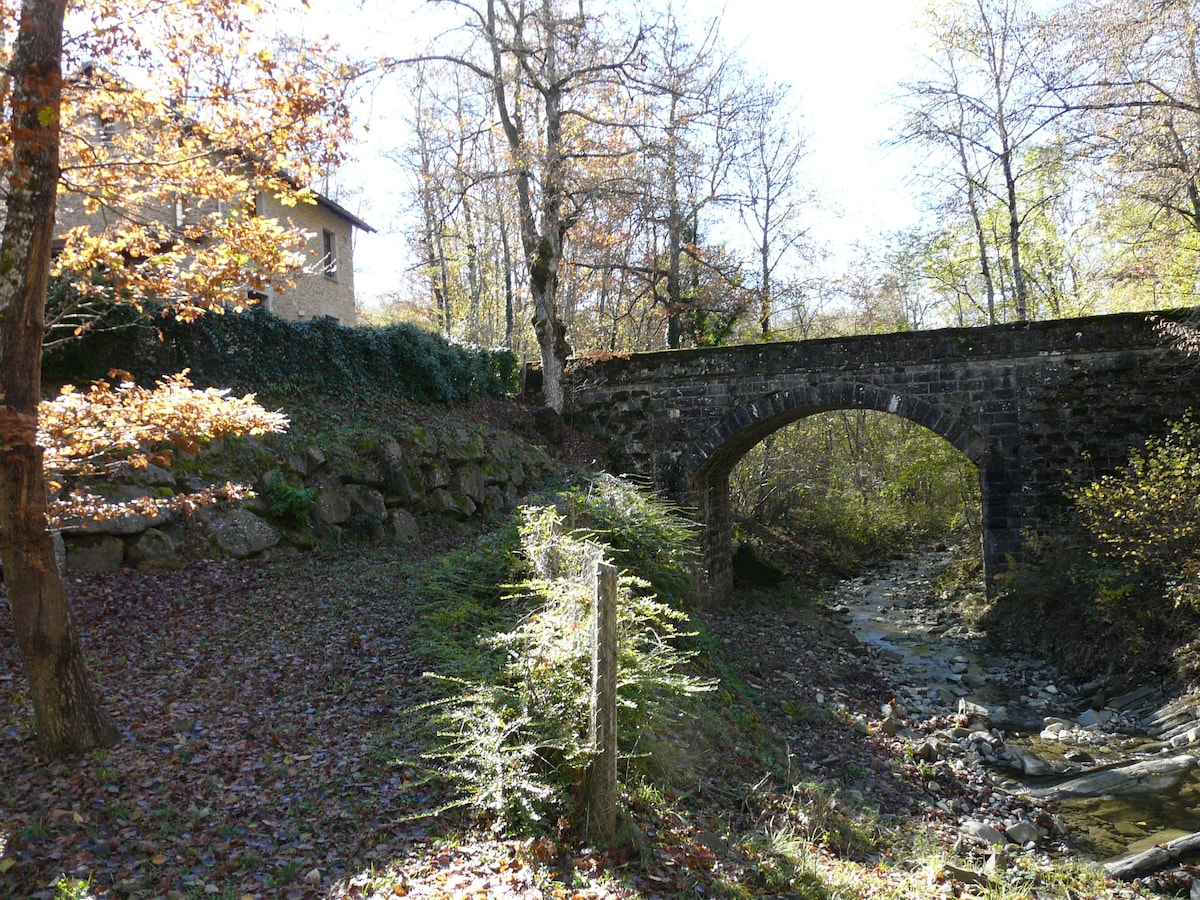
[385,489,1128,898]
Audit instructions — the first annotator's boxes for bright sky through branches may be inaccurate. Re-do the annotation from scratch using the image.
[697,0,928,244]
[299,0,929,306]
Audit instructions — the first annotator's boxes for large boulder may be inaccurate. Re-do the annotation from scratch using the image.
[423,462,451,491]
[443,426,486,463]
[333,453,384,489]
[431,488,477,520]
[205,508,280,559]
[344,484,387,522]
[51,530,67,575]
[344,484,388,543]
[127,528,186,571]
[285,444,327,478]
[377,439,430,508]
[66,534,126,572]
[312,484,352,525]
[389,509,419,543]
[451,462,487,504]
[396,424,438,456]
[382,465,423,508]
[1037,754,1198,800]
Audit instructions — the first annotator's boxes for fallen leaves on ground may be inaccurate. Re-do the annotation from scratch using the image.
[0,550,605,899]
[1,543,1105,899]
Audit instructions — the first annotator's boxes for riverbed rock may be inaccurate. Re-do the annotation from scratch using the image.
[990,705,1044,731]
[915,738,943,762]
[1005,820,1042,845]
[960,820,1008,846]
[957,698,991,723]
[1077,708,1111,729]
[1037,753,1198,800]
[1143,697,1200,738]
[1005,747,1057,776]
[1105,831,1200,880]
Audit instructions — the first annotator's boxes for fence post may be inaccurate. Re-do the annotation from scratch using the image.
[588,558,619,845]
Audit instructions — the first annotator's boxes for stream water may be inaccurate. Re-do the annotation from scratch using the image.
[836,549,1200,864]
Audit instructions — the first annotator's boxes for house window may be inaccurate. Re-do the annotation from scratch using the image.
[97,114,118,144]
[321,229,338,281]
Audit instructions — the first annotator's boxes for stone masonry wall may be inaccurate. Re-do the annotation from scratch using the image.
[255,192,358,326]
[62,420,550,573]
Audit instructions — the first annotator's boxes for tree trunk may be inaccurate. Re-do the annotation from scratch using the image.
[529,234,570,412]
[499,200,515,349]
[759,211,772,337]
[485,0,572,412]
[1002,145,1028,321]
[0,0,120,757]
[956,134,997,325]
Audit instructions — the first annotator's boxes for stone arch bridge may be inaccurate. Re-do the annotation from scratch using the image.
[562,310,1200,603]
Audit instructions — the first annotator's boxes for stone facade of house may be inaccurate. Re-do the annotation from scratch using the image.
[252,191,369,326]
[55,181,372,327]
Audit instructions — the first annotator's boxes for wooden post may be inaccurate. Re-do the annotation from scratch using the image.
[588,558,619,845]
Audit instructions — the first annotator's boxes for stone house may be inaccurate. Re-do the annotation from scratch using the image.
[251,189,375,326]
[55,185,374,327]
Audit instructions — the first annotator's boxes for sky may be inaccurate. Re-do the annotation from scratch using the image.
[694,0,931,247]
[306,0,934,306]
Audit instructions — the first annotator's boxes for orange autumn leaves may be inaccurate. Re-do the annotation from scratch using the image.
[0,0,358,322]
[39,370,288,525]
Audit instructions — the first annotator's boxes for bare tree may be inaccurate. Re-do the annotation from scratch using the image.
[900,0,1060,322]
[735,84,816,337]
[411,0,641,411]
[626,11,753,348]
[1048,0,1200,304]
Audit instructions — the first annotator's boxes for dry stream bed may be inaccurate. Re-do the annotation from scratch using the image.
[830,550,1200,893]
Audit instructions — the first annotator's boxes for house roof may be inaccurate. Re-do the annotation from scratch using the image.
[315,192,375,234]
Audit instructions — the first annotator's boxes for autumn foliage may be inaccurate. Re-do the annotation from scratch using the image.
[0,0,357,331]
[1075,413,1200,609]
[0,0,357,759]
[40,370,288,526]
[985,413,1200,680]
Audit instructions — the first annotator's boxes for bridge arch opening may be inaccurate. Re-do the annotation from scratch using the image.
[728,408,981,583]
[678,384,1003,604]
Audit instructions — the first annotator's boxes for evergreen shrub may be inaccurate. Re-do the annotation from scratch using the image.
[44,304,519,403]
[414,476,713,832]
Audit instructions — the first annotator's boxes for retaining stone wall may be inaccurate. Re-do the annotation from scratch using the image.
[62,421,551,573]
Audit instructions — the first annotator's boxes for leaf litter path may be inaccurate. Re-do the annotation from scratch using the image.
[0,549,622,899]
